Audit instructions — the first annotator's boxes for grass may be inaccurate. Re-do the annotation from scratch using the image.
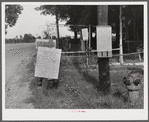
[24,54,144,109]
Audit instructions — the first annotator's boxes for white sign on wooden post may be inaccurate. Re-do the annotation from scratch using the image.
[35,39,56,49]
[35,39,49,49]
[82,28,88,41]
[34,47,61,79]
[96,26,112,57]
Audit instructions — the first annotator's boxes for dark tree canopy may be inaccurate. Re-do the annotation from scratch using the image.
[108,5,143,52]
[59,5,85,39]
[35,5,85,39]
[23,33,35,43]
[35,5,59,17]
[122,5,143,40]
[35,5,143,52]
[5,5,23,34]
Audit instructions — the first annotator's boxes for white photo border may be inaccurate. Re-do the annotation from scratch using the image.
[2,1,148,120]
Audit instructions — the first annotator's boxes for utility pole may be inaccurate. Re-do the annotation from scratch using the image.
[119,6,124,64]
[97,5,110,93]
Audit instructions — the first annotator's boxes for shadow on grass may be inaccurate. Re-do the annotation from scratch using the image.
[74,64,99,89]
[82,72,99,89]
[100,102,112,109]
[113,91,128,103]
[73,64,132,108]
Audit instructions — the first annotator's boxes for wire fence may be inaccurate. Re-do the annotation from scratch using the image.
[60,51,144,72]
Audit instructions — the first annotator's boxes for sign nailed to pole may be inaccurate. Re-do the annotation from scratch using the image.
[96,26,112,57]
[34,47,61,79]
[82,28,88,41]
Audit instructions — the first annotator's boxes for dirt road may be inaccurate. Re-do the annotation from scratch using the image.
[5,43,36,82]
[5,43,36,108]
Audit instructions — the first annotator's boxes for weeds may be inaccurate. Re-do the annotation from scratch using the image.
[24,54,143,109]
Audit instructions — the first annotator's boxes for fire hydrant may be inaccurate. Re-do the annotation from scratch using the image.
[123,70,143,105]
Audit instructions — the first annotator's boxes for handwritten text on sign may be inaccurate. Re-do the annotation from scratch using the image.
[34,47,61,79]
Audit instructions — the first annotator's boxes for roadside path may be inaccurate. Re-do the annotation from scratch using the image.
[5,43,36,108]
[5,52,36,108]
[5,43,36,82]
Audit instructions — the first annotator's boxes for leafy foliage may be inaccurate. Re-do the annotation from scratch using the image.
[35,5,58,16]
[5,5,23,34]
[35,5,143,51]
[5,34,36,44]
[122,5,143,41]
[23,34,35,43]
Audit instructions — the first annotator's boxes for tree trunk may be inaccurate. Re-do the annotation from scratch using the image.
[134,14,136,40]
[116,6,120,49]
[97,5,110,94]
[89,25,91,50]
[74,30,77,40]
[56,12,60,48]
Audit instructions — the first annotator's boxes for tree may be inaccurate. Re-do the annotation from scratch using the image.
[108,5,120,49]
[78,5,97,25]
[15,35,18,43]
[60,5,85,39]
[43,30,49,39]
[18,35,23,43]
[35,5,63,48]
[36,36,41,39]
[122,5,143,39]
[23,34,35,43]
[35,5,143,52]
[5,5,23,34]
[58,5,97,45]
[108,5,143,53]
[19,35,23,40]
[122,5,143,53]
[35,5,86,41]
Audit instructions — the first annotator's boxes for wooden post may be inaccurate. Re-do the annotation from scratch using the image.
[89,25,91,50]
[97,5,110,93]
[119,6,124,64]
[80,29,85,51]
[42,78,48,95]
[128,41,129,53]
[88,25,91,72]
[86,40,89,74]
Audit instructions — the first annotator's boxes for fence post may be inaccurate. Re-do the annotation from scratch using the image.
[86,40,89,74]
[89,25,91,50]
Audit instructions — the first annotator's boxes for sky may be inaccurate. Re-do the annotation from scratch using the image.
[5,5,73,39]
